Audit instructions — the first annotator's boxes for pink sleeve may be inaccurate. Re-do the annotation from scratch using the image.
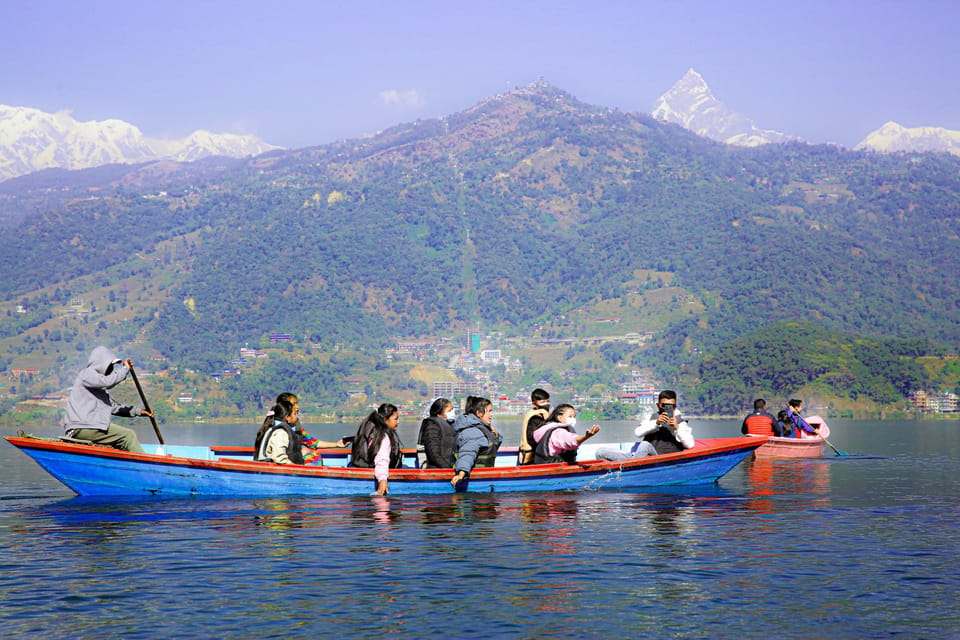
[374,434,391,481]
[548,429,582,456]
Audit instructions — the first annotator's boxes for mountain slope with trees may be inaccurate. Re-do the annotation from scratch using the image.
[1,81,959,415]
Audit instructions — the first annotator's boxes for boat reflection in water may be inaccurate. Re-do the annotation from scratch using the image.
[746,457,833,514]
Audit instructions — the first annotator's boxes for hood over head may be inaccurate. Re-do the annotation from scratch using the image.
[87,346,121,375]
[452,412,486,433]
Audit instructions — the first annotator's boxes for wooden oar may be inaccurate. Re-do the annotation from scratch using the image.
[129,363,164,445]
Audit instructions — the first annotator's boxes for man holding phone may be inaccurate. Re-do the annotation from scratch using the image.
[596,389,695,460]
[634,390,694,455]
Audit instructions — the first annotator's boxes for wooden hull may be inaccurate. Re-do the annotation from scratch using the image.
[753,436,825,458]
[752,416,830,459]
[5,435,765,498]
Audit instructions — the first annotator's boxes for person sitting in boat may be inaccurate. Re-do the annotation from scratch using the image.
[776,410,794,438]
[530,404,600,464]
[254,397,305,464]
[596,390,694,460]
[254,392,346,464]
[786,399,819,438]
[741,398,783,437]
[518,388,551,465]
[63,346,153,453]
[350,403,403,495]
[450,396,502,488]
[417,397,457,468]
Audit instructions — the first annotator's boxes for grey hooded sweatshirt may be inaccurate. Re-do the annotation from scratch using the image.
[64,346,143,434]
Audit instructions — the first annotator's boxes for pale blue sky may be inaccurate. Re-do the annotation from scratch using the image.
[3,0,958,148]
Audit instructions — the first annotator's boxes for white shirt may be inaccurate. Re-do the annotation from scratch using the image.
[635,410,695,449]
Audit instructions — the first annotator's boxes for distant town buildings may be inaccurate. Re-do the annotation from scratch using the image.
[395,340,441,355]
[431,380,482,398]
[620,371,657,407]
[480,349,501,364]
[909,390,958,414]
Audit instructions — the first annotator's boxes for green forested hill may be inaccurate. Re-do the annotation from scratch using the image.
[1,81,959,415]
[693,321,933,414]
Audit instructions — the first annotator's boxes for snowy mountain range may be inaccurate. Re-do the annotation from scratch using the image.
[0,105,280,182]
[854,121,960,156]
[651,68,796,147]
[653,69,960,156]
[5,74,960,184]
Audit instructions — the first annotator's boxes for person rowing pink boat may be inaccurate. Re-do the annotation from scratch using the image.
[785,399,819,438]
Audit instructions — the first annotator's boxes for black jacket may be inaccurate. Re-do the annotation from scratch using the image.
[418,416,457,468]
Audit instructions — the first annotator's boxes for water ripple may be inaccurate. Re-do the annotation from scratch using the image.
[4,421,960,638]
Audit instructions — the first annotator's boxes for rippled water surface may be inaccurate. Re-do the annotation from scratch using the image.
[3,419,959,638]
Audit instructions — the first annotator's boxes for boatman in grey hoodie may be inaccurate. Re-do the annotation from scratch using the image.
[63,346,152,452]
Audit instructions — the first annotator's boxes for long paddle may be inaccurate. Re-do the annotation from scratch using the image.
[822,436,847,456]
[804,414,848,457]
[129,363,164,445]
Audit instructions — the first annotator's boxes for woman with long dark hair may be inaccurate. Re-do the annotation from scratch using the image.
[254,397,305,464]
[254,392,345,464]
[350,403,403,495]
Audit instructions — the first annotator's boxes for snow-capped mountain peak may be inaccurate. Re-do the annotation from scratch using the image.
[651,68,795,147]
[0,104,281,182]
[855,121,960,156]
[651,68,714,124]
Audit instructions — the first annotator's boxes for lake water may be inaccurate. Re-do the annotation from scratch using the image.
[2,418,959,638]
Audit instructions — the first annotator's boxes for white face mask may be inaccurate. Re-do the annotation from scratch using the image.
[443,411,454,421]
[565,417,577,428]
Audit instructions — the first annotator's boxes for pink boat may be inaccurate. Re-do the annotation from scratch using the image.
[752,415,831,459]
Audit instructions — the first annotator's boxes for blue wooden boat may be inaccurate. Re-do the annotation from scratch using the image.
[4,434,765,497]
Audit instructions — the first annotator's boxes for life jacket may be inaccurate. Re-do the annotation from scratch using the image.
[255,421,304,464]
[743,412,775,436]
[519,408,549,464]
[643,425,684,455]
[533,424,577,465]
[351,424,403,469]
[349,418,377,467]
[473,422,502,468]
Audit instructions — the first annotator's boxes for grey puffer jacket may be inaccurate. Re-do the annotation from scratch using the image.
[453,413,502,475]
